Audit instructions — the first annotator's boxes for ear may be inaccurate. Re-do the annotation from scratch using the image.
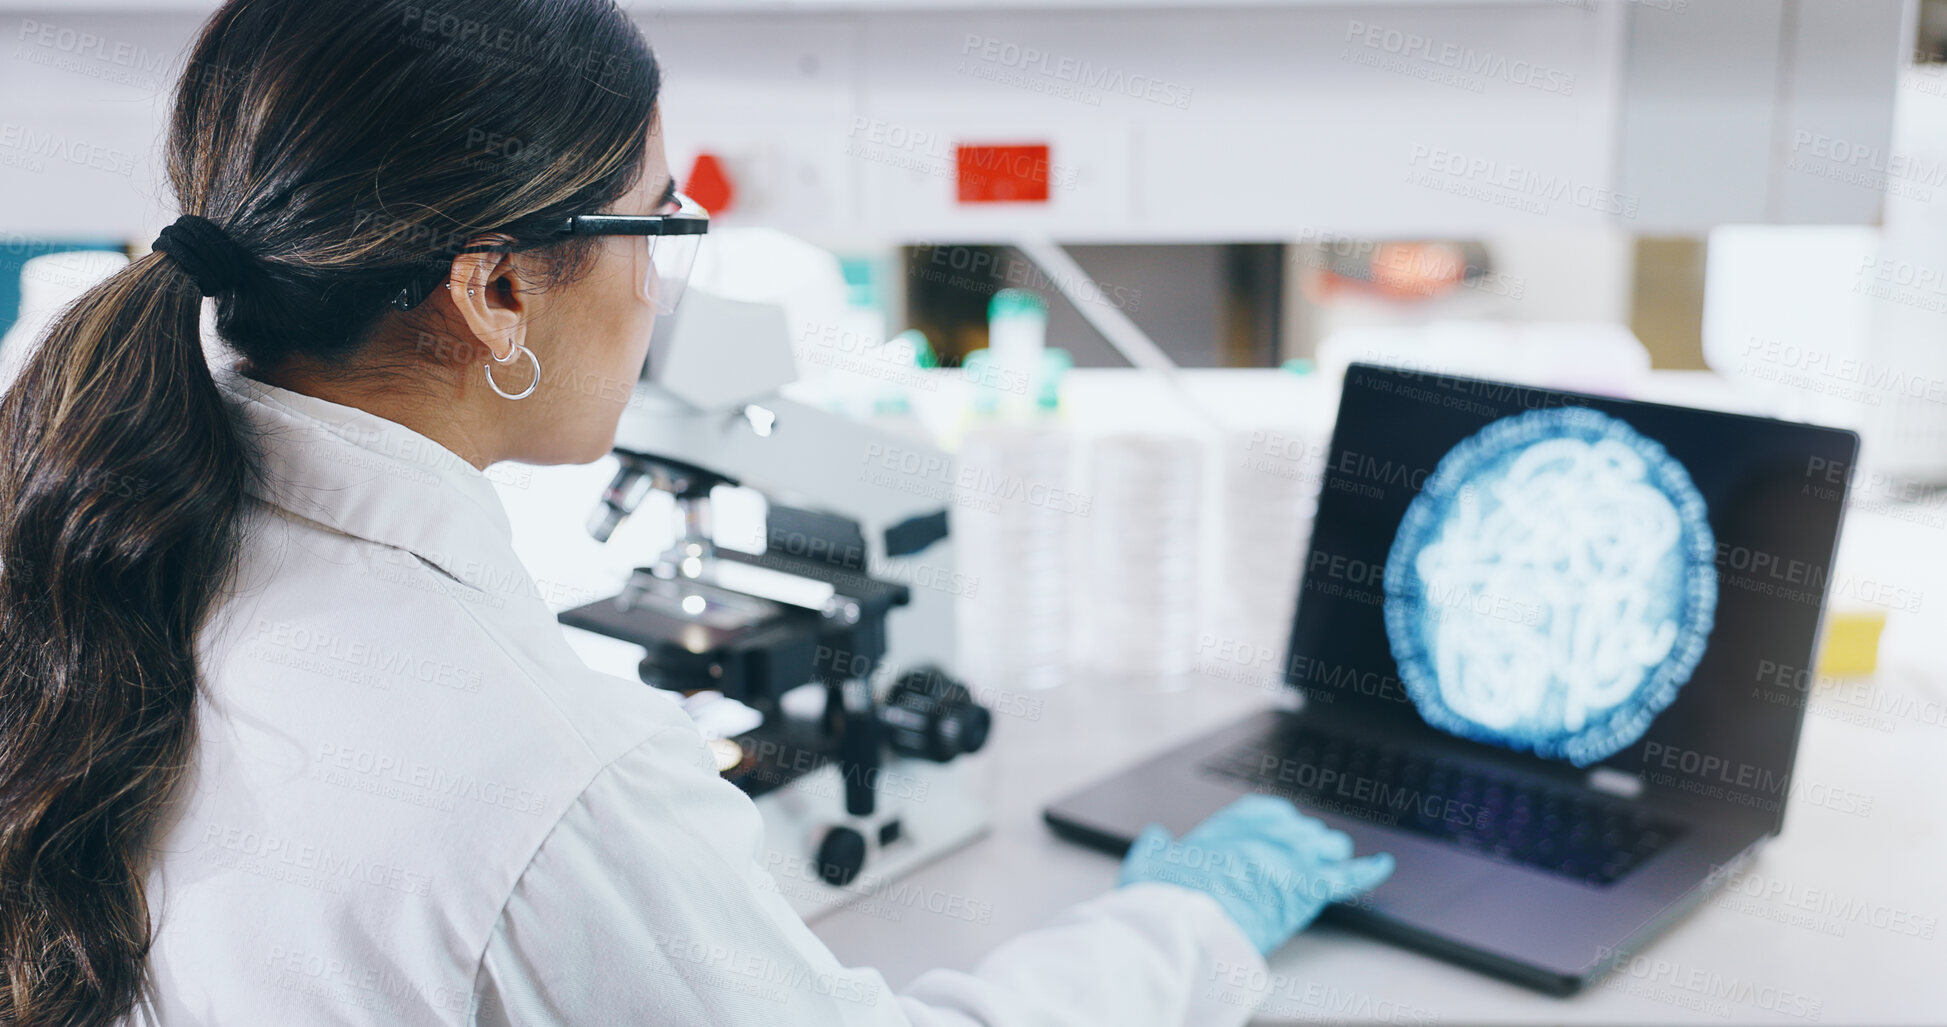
[446,235,528,362]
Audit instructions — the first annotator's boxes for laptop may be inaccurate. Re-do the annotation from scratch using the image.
[1044,363,1859,995]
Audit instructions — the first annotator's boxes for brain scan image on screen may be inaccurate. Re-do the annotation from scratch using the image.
[1383,407,1718,766]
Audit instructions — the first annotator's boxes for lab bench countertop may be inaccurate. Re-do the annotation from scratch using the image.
[812,664,1945,1025]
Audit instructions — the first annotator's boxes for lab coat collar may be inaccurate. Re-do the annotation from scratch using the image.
[214,368,520,592]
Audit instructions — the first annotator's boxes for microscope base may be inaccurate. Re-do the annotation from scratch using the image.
[751,759,991,924]
[561,626,991,922]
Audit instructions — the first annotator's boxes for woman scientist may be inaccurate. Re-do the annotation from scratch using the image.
[0,1,1392,1024]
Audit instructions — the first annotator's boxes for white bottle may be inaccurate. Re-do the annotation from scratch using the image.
[1,249,130,397]
[986,289,1048,422]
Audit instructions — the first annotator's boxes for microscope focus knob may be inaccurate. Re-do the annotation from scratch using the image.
[880,668,992,763]
[814,826,869,888]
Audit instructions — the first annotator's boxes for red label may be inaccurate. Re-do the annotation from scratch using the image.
[685,152,735,215]
[956,144,1053,204]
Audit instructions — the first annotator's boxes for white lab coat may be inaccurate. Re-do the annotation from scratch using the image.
[130,369,1273,1026]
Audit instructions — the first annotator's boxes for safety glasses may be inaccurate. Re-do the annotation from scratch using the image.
[389,192,711,314]
[554,191,711,315]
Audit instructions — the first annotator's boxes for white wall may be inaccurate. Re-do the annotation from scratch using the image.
[1,12,189,238]
[0,1,1907,243]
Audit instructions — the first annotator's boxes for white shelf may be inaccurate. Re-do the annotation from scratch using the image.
[6,0,1570,11]
[0,0,1903,236]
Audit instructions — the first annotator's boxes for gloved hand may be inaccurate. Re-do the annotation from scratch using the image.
[1117,794,1395,955]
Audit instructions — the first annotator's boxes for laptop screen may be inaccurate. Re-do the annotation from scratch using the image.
[1287,364,1858,829]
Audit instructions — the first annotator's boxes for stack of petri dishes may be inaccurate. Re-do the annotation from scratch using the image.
[1212,427,1327,694]
[955,421,1074,691]
[1084,433,1205,686]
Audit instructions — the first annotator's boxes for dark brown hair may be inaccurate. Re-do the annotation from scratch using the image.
[0,2,659,1022]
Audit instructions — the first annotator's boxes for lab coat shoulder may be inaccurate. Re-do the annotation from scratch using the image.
[145,500,698,1025]
[207,497,695,764]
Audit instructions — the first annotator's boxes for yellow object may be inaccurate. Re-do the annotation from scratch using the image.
[707,737,744,773]
[1815,609,1887,679]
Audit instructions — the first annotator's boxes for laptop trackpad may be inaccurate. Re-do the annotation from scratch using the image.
[1320,814,1495,921]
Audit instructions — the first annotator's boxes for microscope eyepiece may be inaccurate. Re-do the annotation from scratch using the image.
[587,452,741,543]
[588,460,655,543]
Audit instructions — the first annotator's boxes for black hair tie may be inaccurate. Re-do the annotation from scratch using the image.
[152,214,251,297]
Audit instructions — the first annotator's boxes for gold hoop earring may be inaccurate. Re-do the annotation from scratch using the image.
[485,346,540,401]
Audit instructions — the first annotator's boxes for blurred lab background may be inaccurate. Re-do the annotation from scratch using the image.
[1,0,1936,696]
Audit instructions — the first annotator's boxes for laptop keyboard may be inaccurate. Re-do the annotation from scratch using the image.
[1199,722,1682,887]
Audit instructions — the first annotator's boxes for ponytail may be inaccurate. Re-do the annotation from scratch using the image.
[0,0,661,1020]
[0,251,251,1025]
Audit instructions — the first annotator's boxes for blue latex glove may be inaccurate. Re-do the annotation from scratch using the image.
[1117,794,1395,955]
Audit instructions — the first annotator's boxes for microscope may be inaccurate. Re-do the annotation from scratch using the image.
[558,288,992,920]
